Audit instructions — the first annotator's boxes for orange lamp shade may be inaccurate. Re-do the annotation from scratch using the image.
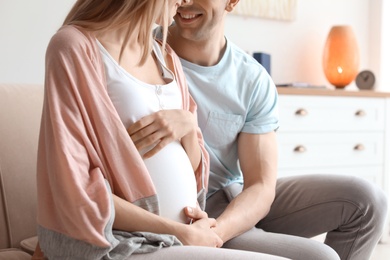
[322,25,360,88]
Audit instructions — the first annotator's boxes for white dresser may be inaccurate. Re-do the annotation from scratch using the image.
[276,87,390,239]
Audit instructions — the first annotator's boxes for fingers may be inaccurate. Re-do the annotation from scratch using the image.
[127,114,155,136]
[127,112,176,153]
[208,217,217,229]
[142,136,173,158]
[127,117,159,144]
[179,217,223,248]
[215,236,223,248]
[184,206,208,220]
[128,122,173,155]
[127,110,195,156]
[195,218,223,248]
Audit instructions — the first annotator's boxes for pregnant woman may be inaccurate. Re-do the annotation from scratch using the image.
[36,0,219,259]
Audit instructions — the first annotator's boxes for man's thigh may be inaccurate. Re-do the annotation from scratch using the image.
[223,228,339,260]
[258,174,386,259]
[205,180,341,260]
[258,174,380,237]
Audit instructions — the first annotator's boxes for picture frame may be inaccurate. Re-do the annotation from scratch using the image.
[231,0,298,21]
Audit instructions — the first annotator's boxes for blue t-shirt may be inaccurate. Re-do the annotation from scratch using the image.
[179,38,279,197]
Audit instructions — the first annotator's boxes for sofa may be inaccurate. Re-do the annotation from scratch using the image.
[0,84,43,259]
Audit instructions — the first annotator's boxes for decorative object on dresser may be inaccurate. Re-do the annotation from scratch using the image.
[253,52,271,75]
[276,82,326,89]
[356,70,376,90]
[322,25,360,89]
[277,87,390,241]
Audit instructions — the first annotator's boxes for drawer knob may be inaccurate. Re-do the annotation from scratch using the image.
[295,109,308,116]
[354,144,365,151]
[294,145,307,153]
[355,110,366,117]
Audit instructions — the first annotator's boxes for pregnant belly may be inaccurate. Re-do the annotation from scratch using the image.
[143,141,197,223]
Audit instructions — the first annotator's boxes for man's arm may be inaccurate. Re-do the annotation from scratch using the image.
[212,131,278,242]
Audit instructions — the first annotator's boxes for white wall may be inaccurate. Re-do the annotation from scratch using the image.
[0,0,388,91]
[0,0,75,84]
[225,0,384,90]
[379,0,390,91]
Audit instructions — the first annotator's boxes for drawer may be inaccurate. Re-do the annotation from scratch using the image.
[277,166,383,186]
[278,95,385,132]
[277,132,384,168]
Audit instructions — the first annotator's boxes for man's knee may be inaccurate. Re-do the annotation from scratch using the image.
[351,176,388,224]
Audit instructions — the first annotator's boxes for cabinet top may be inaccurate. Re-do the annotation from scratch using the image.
[277,87,390,98]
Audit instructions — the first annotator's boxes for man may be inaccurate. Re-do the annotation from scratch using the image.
[164,0,388,259]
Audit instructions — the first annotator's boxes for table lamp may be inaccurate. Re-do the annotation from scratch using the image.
[322,25,360,89]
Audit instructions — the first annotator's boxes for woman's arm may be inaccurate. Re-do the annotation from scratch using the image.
[113,194,222,247]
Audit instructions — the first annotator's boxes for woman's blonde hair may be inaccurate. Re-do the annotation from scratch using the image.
[63,0,170,65]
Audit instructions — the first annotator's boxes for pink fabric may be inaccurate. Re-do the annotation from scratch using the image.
[37,25,209,248]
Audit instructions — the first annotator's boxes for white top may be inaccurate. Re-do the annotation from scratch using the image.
[98,40,197,223]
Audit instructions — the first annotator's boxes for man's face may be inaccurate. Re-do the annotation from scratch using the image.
[173,0,228,42]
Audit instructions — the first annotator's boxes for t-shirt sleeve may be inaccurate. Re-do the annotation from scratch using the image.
[242,71,279,134]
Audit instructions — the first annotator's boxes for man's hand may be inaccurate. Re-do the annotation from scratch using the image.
[176,218,223,247]
[127,109,196,158]
[179,205,223,247]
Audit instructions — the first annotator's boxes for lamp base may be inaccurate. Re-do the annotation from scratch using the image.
[334,85,347,89]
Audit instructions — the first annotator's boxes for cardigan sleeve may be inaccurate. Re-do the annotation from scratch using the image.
[37,26,157,256]
[37,26,114,249]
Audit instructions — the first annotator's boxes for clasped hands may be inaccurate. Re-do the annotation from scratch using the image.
[181,205,223,248]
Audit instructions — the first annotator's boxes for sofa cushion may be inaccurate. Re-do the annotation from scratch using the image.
[20,236,37,255]
[0,248,32,260]
[0,84,43,249]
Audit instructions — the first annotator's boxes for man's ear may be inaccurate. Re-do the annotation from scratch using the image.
[226,0,240,13]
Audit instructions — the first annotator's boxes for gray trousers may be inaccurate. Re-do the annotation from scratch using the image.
[130,246,289,259]
[205,174,388,260]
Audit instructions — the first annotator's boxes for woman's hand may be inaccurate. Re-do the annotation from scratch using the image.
[178,205,223,247]
[184,205,208,223]
[113,195,222,247]
[127,109,197,158]
[175,218,223,248]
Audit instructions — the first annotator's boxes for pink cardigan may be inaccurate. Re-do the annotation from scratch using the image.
[37,25,209,251]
